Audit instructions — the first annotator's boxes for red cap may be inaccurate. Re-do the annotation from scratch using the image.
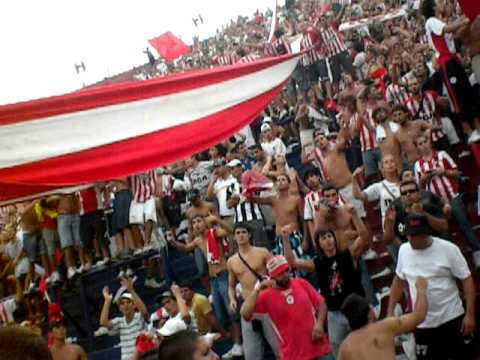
[266,255,290,278]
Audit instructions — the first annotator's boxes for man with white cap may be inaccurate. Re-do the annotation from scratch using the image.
[260,123,287,156]
[100,277,149,360]
[241,255,335,360]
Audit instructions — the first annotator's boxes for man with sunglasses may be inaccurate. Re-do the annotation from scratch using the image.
[383,179,449,250]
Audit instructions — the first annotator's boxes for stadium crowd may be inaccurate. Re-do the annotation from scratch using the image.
[1,0,480,359]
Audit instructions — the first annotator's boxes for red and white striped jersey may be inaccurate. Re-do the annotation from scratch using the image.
[318,23,347,58]
[237,54,259,64]
[355,111,377,152]
[267,37,293,57]
[212,54,233,67]
[304,190,323,221]
[300,30,323,66]
[311,147,330,181]
[414,150,459,202]
[386,83,409,106]
[130,170,157,203]
[405,91,446,142]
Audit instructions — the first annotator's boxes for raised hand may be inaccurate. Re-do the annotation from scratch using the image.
[103,286,113,302]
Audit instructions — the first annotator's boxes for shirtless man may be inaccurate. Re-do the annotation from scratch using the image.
[185,189,218,291]
[372,106,402,173]
[49,318,88,360]
[168,214,243,358]
[315,183,369,250]
[304,130,366,217]
[391,105,431,166]
[57,194,87,279]
[227,223,279,360]
[338,277,428,360]
[250,173,306,258]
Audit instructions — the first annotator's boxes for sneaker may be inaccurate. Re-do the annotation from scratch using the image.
[467,129,480,144]
[125,267,134,278]
[95,259,106,267]
[67,267,77,279]
[472,251,480,268]
[50,271,61,283]
[84,262,92,272]
[117,269,126,280]
[145,278,166,289]
[76,265,84,274]
[103,257,111,265]
[363,248,379,260]
[458,150,471,158]
[371,267,392,280]
[133,248,143,256]
[142,245,153,253]
[222,344,244,358]
[94,326,109,337]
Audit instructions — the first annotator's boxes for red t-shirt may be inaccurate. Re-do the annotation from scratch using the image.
[254,278,332,360]
[79,188,99,214]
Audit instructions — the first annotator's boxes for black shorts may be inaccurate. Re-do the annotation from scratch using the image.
[80,210,106,248]
[440,58,477,123]
[112,189,133,234]
[313,59,330,82]
[414,315,465,360]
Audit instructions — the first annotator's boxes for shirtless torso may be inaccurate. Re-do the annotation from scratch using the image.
[322,145,352,189]
[192,233,228,278]
[315,205,357,246]
[378,122,402,173]
[338,322,396,360]
[18,202,40,234]
[394,120,429,165]
[227,246,270,299]
[271,193,302,235]
[57,194,79,215]
[50,344,87,360]
[186,201,218,237]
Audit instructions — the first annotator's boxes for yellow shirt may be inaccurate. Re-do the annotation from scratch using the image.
[190,293,213,334]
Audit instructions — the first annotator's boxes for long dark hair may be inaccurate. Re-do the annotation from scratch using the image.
[420,0,436,19]
[314,229,338,259]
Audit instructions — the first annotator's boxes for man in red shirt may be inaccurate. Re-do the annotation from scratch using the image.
[240,255,334,360]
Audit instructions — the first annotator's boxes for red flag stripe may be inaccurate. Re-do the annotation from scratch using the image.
[0,54,297,126]
[0,81,287,204]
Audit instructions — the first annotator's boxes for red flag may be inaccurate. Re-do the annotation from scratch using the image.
[241,170,273,198]
[458,0,480,21]
[55,247,63,265]
[149,32,191,62]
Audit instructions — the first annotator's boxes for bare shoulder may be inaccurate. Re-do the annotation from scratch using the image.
[227,253,240,267]
[256,247,271,258]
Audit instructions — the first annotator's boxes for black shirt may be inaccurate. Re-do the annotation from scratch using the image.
[391,190,449,243]
[313,251,365,311]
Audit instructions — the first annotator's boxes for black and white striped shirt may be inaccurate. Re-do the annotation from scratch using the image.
[229,182,264,223]
[111,312,146,360]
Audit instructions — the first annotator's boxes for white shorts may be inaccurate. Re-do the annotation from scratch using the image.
[299,129,314,148]
[129,197,157,225]
[339,183,366,218]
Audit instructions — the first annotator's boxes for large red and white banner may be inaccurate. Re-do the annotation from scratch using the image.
[339,8,406,32]
[0,54,299,204]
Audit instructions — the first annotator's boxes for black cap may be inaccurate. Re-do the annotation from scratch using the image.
[405,213,430,236]
[155,291,174,304]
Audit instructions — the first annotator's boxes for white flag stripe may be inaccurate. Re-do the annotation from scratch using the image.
[0,57,298,169]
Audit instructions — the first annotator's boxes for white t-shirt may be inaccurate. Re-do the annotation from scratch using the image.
[111,312,146,360]
[363,179,400,224]
[184,161,214,195]
[213,176,237,217]
[425,17,456,58]
[376,121,399,144]
[4,239,30,277]
[149,308,198,332]
[396,237,470,328]
[261,137,287,156]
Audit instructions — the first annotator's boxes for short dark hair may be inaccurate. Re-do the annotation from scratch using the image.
[233,222,251,234]
[177,279,194,290]
[322,182,337,193]
[400,179,419,190]
[341,294,371,330]
[157,330,200,360]
[303,168,320,182]
[0,326,53,360]
[392,104,409,115]
[420,0,436,19]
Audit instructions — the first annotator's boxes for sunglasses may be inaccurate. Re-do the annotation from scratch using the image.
[401,188,418,196]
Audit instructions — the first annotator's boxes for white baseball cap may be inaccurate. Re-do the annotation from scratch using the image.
[227,159,242,168]
[260,123,272,133]
[158,317,187,337]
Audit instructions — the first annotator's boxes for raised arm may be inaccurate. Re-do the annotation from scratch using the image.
[351,167,368,202]
[281,225,315,272]
[100,287,113,328]
[171,284,191,324]
[122,278,149,320]
[387,275,406,317]
[383,277,428,335]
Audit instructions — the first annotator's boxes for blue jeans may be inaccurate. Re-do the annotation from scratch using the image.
[211,271,239,327]
[451,195,480,252]
[328,310,351,357]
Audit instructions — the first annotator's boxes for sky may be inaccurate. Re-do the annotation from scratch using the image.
[0,0,276,106]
